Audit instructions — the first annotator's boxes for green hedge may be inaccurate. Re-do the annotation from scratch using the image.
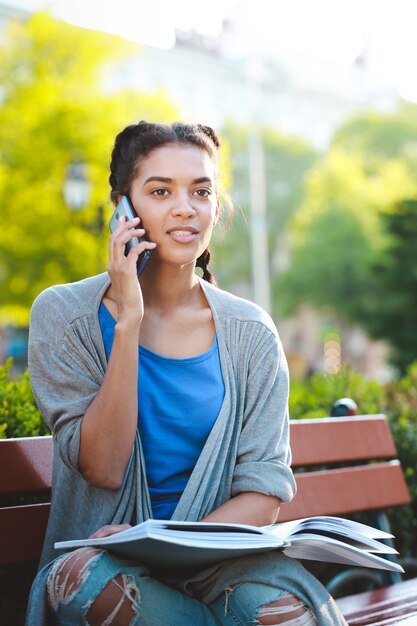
[289,362,417,558]
[1,358,416,559]
[0,358,48,438]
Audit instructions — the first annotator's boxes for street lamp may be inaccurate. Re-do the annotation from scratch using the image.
[63,161,104,233]
[63,162,90,211]
[63,161,105,272]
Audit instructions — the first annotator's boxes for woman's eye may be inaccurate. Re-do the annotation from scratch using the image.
[152,189,169,196]
[194,188,211,198]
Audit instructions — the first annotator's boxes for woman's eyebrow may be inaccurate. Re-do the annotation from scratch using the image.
[144,176,213,185]
[193,177,213,185]
[144,176,172,184]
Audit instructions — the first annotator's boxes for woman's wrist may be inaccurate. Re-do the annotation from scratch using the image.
[114,315,141,340]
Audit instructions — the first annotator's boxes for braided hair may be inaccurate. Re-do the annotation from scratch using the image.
[109,121,222,284]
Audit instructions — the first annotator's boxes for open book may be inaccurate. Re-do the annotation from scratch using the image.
[55,516,404,575]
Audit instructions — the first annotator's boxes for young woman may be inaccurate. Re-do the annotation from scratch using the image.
[26,121,347,625]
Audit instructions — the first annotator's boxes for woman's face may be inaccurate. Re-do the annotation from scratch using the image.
[129,143,219,269]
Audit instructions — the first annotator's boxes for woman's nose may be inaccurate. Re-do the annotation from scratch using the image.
[171,196,196,217]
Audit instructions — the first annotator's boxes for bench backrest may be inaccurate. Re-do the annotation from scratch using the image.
[280,414,410,521]
[0,414,411,565]
[0,436,52,564]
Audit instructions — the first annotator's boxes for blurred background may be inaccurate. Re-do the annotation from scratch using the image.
[1,0,417,381]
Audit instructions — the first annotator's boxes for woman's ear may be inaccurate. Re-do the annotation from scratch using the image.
[114,194,122,206]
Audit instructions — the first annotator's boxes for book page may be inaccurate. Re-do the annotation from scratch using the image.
[265,516,394,541]
[283,535,404,573]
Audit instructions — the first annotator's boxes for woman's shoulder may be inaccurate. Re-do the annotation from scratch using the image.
[200,279,278,335]
[30,273,110,336]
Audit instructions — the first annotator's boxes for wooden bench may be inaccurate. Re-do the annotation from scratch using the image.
[1,414,416,624]
[282,415,417,624]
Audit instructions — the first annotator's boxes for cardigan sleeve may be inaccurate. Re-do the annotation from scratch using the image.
[28,289,104,476]
[231,327,296,503]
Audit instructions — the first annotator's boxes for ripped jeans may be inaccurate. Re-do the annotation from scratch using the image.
[46,548,318,626]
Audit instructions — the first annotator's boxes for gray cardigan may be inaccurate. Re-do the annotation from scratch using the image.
[27,274,348,626]
[28,273,296,569]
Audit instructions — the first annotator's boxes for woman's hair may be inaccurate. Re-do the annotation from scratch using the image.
[109,120,224,284]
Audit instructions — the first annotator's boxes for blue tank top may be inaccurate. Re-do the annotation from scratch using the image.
[98,303,225,519]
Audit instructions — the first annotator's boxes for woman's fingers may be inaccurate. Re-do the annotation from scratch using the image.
[89,524,132,539]
[109,216,140,260]
[109,216,155,265]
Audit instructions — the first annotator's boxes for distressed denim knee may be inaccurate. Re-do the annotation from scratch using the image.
[46,548,218,626]
[211,583,317,626]
[46,548,142,625]
[256,592,318,625]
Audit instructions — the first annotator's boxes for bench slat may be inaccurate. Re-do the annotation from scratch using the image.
[290,415,397,466]
[0,436,52,493]
[280,462,411,522]
[0,415,398,492]
[336,578,417,625]
[0,503,50,565]
[1,462,409,563]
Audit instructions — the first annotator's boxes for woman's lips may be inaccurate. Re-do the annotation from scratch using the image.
[167,227,199,244]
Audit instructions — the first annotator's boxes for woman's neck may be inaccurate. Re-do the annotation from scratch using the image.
[138,263,214,357]
[139,263,202,312]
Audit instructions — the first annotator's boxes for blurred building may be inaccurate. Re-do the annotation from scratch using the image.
[108,24,397,150]
[0,3,398,149]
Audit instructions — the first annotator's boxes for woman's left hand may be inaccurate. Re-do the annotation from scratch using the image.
[89,524,132,539]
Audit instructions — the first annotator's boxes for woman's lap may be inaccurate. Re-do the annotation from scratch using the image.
[44,549,343,625]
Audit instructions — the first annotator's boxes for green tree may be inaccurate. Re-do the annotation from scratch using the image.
[365,199,417,373]
[275,148,416,317]
[332,103,417,163]
[277,105,417,369]
[0,12,177,325]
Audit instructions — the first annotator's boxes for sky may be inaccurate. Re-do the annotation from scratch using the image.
[6,0,417,102]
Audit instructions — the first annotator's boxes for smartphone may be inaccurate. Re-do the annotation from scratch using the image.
[109,195,150,276]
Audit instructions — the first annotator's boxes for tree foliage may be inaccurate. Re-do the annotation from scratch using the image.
[0,12,178,324]
[365,199,417,373]
[332,104,417,163]
[277,105,417,369]
[0,358,46,438]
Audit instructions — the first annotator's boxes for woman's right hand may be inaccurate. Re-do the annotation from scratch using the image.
[80,215,156,489]
[107,216,156,325]
[89,524,132,539]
